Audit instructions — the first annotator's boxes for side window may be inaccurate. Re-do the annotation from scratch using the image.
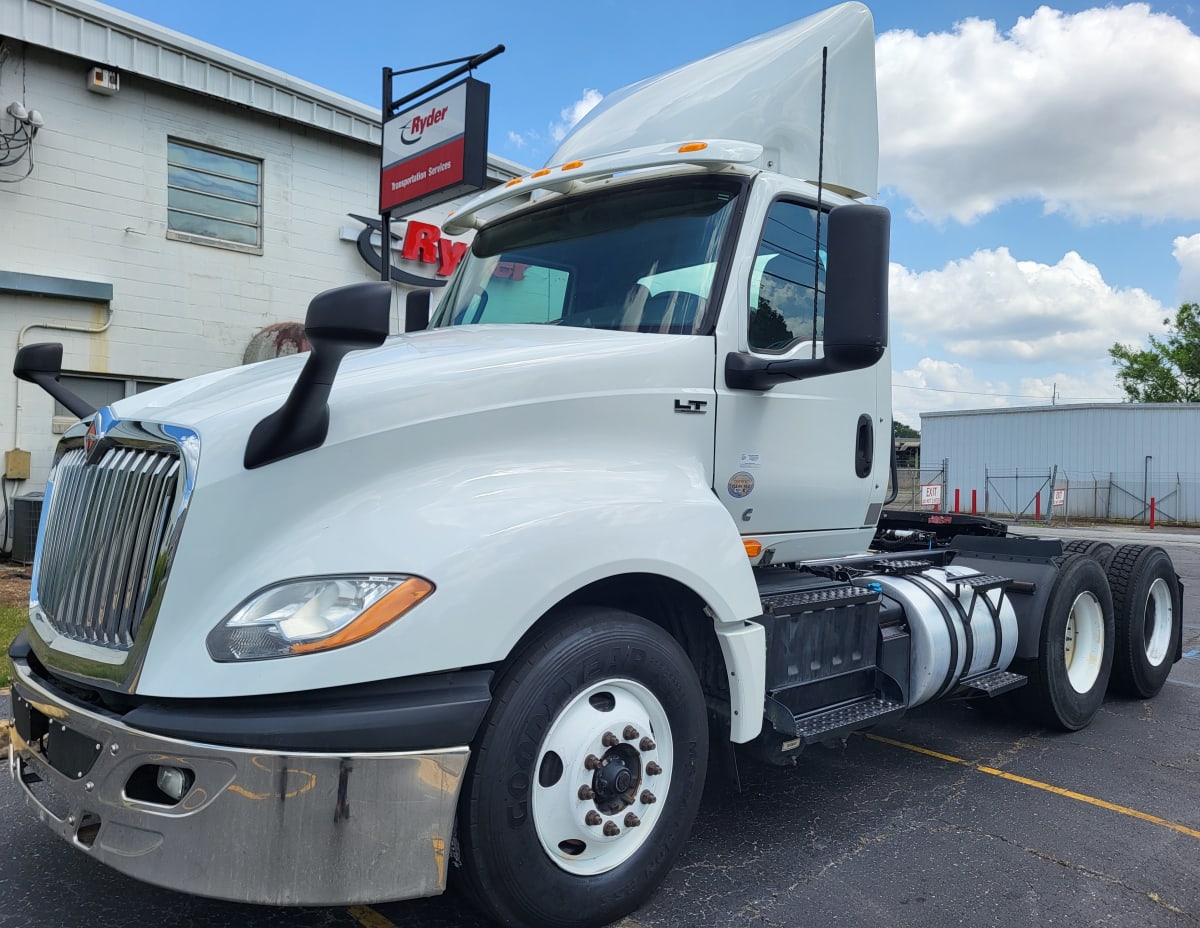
[748,201,826,352]
[449,261,570,325]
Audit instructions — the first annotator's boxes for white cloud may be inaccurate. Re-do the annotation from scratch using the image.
[506,130,526,149]
[892,359,1012,427]
[876,5,1200,223]
[1174,233,1200,301]
[889,247,1167,361]
[550,89,603,143]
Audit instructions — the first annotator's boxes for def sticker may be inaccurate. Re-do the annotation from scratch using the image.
[727,471,755,499]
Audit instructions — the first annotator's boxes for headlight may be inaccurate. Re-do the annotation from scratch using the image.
[207,574,434,661]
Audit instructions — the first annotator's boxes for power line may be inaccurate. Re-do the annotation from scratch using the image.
[893,383,1120,401]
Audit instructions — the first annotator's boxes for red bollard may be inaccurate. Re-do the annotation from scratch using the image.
[1150,497,1156,529]
[971,489,977,515]
[954,488,960,514]
[1035,491,1041,521]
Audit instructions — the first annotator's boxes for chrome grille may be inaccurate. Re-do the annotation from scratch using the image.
[36,445,180,649]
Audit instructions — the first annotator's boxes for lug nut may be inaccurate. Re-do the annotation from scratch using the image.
[624,813,641,828]
[623,725,640,741]
[640,790,657,804]
[603,821,620,837]
[602,731,620,748]
[646,761,663,776]
[584,754,602,771]
[639,737,656,752]
[585,811,602,826]
[578,784,595,801]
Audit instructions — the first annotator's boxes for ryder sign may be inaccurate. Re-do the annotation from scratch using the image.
[381,78,489,215]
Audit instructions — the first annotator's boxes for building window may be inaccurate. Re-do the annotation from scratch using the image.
[52,374,172,432]
[166,140,262,251]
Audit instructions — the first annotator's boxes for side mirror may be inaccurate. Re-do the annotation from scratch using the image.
[13,342,95,418]
[244,281,391,469]
[405,290,431,332]
[725,203,890,390]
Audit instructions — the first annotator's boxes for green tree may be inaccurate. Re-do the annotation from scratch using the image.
[894,420,919,438]
[1110,302,1200,402]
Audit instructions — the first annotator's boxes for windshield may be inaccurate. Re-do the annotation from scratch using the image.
[430,176,743,335]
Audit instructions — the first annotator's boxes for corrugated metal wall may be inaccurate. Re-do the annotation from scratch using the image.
[920,404,1200,523]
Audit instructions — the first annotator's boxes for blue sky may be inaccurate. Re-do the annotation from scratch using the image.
[101,0,1200,427]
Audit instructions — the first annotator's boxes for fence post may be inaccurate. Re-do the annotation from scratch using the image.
[1150,497,1156,530]
[971,488,977,515]
[954,488,960,514]
[984,465,990,517]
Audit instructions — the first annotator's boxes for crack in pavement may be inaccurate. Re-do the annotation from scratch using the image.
[933,819,1199,923]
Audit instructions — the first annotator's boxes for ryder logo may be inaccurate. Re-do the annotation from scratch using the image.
[400,105,449,145]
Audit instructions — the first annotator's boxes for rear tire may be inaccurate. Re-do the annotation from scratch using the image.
[1061,539,1115,569]
[456,607,708,928]
[1106,544,1181,699]
[1014,554,1114,731]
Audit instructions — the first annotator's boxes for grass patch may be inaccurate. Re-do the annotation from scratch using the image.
[0,604,26,688]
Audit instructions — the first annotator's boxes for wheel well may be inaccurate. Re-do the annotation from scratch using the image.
[553,573,731,710]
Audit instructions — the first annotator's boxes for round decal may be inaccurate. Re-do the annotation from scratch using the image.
[727,471,755,499]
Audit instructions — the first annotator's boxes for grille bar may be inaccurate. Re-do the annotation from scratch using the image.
[38,446,180,649]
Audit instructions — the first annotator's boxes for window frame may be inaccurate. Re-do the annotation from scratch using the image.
[165,139,264,255]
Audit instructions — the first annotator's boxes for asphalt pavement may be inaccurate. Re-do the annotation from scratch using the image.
[2,523,1197,928]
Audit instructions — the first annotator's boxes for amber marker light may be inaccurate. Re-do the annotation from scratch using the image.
[530,168,551,178]
[678,142,708,153]
[504,177,523,188]
[743,539,763,558]
[561,160,584,171]
[290,577,435,654]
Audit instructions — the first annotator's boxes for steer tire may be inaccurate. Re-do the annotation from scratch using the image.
[1106,544,1182,699]
[1012,554,1115,731]
[455,607,708,928]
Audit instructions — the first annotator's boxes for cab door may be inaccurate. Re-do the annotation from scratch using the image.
[712,190,889,558]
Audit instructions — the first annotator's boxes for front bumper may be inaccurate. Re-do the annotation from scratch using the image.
[7,647,470,906]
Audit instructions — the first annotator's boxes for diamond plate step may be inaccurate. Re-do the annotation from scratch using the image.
[792,696,904,744]
[761,584,877,616]
[960,669,1027,697]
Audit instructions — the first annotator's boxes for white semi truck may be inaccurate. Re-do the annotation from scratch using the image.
[5,5,1184,928]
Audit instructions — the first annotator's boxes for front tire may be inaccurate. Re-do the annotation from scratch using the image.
[456,607,708,928]
[1106,544,1181,699]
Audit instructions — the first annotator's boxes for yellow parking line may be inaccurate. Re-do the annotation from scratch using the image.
[864,732,1200,841]
[347,905,399,928]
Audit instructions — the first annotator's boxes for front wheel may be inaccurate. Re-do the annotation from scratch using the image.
[456,607,708,928]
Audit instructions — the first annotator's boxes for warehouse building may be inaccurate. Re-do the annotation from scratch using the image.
[0,0,524,544]
[920,404,1200,524]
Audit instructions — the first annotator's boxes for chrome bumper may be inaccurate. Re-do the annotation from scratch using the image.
[6,654,469,905]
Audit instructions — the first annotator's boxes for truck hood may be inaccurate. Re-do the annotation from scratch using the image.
[110,325,712,465]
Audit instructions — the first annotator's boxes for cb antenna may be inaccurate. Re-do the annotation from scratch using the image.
[811,45,828,359]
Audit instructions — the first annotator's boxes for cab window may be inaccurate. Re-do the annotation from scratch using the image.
[748,201,826,353]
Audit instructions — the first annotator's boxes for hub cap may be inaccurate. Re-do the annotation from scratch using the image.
[1063,590,1105,694]
[531,679,672,875]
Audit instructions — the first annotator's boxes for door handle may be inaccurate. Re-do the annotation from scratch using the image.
[855,414,873,478]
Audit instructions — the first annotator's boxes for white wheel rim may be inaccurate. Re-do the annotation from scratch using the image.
[1063,591,1105,694]
[1143,577,1173,667]
[531,678,673,876]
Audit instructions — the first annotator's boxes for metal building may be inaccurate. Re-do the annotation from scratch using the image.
[920,404,1200,524]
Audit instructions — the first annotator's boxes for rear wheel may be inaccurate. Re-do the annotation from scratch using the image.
[1061,539,1115,569]
[1014,554,1114,730]
[1106,544,1181,699]
[456,607,708,928]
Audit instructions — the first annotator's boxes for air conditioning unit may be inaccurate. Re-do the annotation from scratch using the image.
[11,491,43,564]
